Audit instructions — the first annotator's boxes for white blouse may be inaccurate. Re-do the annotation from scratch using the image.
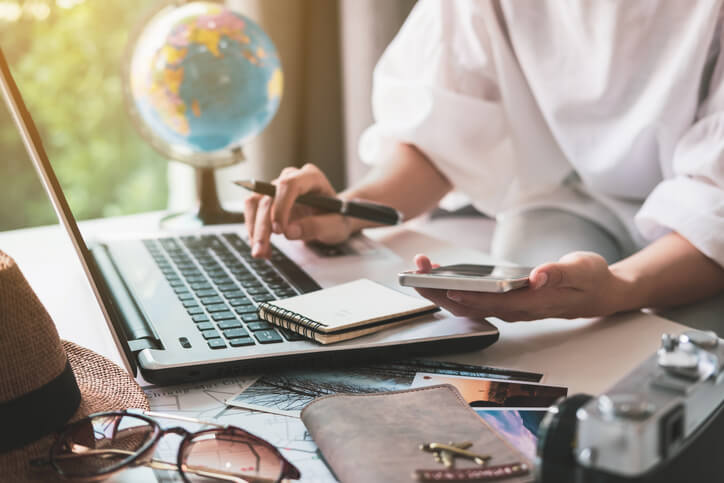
[359,0,724,266]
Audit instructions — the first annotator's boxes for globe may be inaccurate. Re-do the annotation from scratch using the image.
[124,1,283,168]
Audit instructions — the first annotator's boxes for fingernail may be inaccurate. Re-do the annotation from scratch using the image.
[252,242,263,257]
[272,222,282,234]
[447,291,462,302]
[287,224,301,239]
[534,272,548,289]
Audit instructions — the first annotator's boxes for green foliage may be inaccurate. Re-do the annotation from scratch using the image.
[0,1,168,231]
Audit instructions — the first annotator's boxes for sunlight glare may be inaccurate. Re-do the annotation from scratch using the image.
[0,1,21,22]
[24,1,50,20]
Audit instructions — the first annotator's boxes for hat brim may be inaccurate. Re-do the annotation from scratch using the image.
[0,340,149,481]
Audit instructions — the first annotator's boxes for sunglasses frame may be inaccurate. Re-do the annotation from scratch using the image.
[49,410,301,482]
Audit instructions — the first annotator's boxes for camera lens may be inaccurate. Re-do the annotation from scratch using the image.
[536,394,593,483]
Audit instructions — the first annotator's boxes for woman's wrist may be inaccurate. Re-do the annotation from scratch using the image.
[607,263,650,314]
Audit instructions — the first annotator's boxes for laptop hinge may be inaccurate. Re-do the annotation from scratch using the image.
[128,339,157,352]
[90,244,162,351]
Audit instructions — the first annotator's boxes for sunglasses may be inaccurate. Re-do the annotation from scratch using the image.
[32,409,301,482]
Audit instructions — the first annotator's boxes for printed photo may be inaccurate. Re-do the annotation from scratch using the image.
[411,373,567,408]
[476,409,547,461]
[227,359,543,417]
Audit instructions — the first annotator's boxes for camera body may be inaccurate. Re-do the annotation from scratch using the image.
[537,330,724,483]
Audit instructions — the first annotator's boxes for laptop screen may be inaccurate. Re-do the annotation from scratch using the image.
[0,48,137,375]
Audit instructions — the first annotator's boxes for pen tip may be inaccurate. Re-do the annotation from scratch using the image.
[235,180,254,189]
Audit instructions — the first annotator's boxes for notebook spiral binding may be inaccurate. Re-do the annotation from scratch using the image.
[257,303,327,340]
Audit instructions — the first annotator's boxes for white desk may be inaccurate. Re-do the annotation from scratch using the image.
[0,212,688,394]
[0,212,690,481]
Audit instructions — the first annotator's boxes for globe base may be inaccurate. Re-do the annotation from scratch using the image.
[159,166,244,229]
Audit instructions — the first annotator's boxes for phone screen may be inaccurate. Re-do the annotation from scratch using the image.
[429,264,532,280]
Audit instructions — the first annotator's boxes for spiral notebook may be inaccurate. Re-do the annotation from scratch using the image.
[257,278,439,344]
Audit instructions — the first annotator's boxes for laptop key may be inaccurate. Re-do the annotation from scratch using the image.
[196,322,214,331]
[253,294,276,303]
[222,328,248,339]
[195,289,217,298]
[222,290,245,299]
[208,339,227,349]
[178,292,194,301]
[192,314,210,323]
[228,337,255,347]
[246,321,274,331]
[206,303,229,313]
[246,286,269,295]
[235,304,257,315]
[212,311,236,321]
[241,313,263,323]
[200,296,223,305]
[190,282,212,291]
[241,279,262,289]
[218,320,243,330]
[216,282,239,292]
[279,328,307,341]
[210,274,233,284]
[228,297,251,306]
[182,300,199,308]
[254,330,283,344]
[201,329,221,340]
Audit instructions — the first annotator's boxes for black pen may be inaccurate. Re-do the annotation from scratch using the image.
[234,179,403,225]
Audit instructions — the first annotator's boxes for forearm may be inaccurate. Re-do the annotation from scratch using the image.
[609,232,724,312]
[340,143,452,232]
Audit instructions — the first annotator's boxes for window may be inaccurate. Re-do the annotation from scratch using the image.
[0,0,167,231]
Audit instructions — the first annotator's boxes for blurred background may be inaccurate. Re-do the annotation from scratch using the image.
[0,0,416,231]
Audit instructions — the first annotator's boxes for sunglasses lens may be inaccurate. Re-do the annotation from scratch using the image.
[51,413,156,478]
[181,428,286,482]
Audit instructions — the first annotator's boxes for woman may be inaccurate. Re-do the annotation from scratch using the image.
[243,0,724,323]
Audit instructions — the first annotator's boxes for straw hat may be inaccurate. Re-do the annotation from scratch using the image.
[0,250,149,481]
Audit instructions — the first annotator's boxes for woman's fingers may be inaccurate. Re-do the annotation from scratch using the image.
[271,164,336,233]
[413,287,480,318]
[244,194,261,243]
[252,195,274,258]
[286,213,351,245]
[240,164,340,258]
[414,254,433,273]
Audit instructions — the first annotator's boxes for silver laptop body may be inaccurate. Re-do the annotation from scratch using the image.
[0,49,498,384]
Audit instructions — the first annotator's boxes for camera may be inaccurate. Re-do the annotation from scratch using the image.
[536,329,724,483]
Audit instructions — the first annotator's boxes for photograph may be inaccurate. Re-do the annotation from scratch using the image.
[476,409,547,461]
[411,373,567,408]
[227,359,543,417]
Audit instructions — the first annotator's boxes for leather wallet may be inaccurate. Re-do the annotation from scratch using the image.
[301,384,534,483]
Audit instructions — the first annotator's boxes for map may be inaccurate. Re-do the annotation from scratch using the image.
[142,377,334,482]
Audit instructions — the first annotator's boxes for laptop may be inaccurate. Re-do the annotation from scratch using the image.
[0,49,499,385]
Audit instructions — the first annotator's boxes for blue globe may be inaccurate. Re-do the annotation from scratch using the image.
[125,1,283,167]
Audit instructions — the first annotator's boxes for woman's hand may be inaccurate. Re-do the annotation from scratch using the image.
[412,252,628,321]
[242,164,355,258]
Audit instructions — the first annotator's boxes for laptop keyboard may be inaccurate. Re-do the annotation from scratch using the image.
[142,233,320,350]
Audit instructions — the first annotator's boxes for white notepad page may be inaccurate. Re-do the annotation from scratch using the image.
[263,278,437,333]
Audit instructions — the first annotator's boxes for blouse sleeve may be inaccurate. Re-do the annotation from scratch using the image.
[635,25,724,267]
[358,0,514,214]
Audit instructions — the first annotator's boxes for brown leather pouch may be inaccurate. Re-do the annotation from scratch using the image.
[301,384,533,483]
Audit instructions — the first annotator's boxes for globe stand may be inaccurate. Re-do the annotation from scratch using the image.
[160,167,244,229]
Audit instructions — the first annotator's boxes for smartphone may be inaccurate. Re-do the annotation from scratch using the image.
[398,264,533,293]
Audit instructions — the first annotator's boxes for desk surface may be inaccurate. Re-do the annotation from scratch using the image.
[0,211,687,395]
[1,212,691,481]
